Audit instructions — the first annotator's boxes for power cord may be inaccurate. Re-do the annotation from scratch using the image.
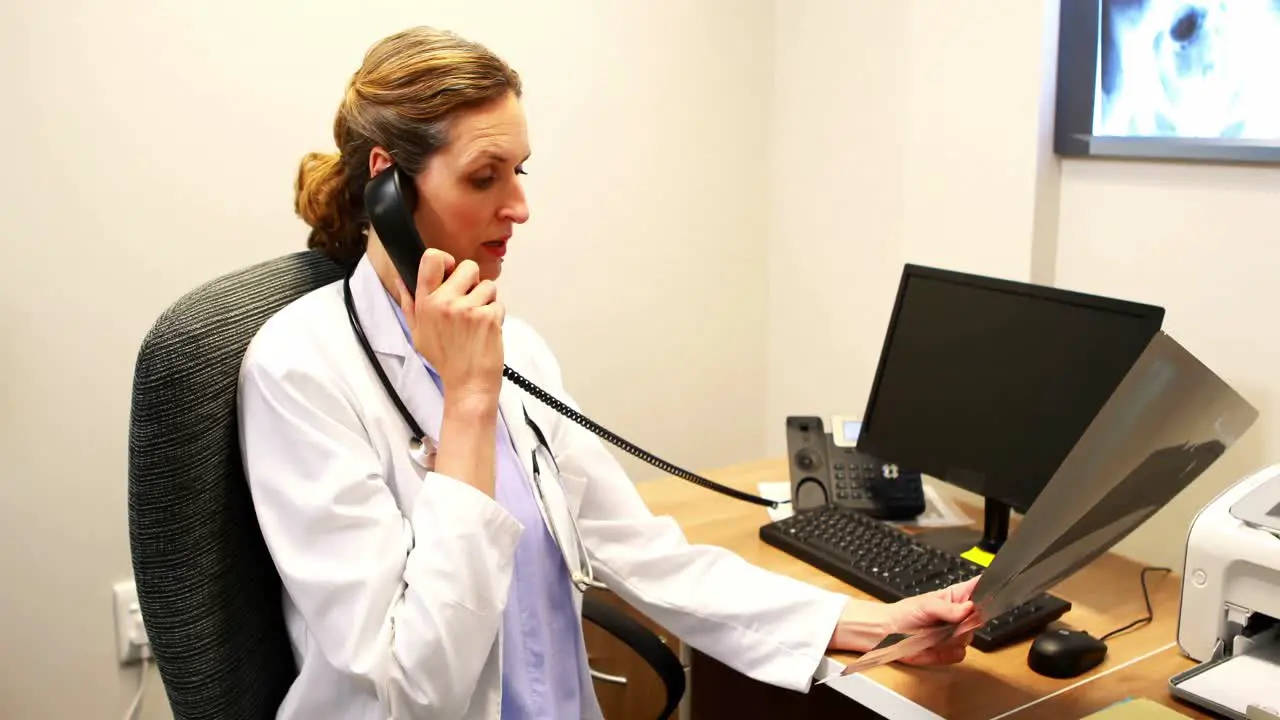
[1098,566,1171,642]
[123,656,149,720]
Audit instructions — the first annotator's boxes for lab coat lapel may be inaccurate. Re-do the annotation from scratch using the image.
[348,257,446,450]
[498,365,583,578]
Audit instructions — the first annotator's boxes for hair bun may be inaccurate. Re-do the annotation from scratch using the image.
[295,151,365,265]
[295,151,346,231]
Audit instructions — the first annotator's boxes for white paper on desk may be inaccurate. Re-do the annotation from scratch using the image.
[891,485,970,529]
[756,482,970,528]
[1177,638,1280,715]
[758,482,793,522]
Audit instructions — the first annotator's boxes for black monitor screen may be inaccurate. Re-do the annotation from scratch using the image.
[856,266,1164,514]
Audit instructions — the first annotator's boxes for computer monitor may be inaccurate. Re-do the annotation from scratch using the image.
[855,264,1164,554]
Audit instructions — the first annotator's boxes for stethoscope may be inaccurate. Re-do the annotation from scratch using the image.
[342,273,606,594]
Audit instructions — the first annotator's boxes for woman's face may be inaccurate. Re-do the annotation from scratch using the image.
[370,92,531,282]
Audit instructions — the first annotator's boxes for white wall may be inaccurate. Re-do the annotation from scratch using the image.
[0,1,772,717]
[766,1,912,435]
[767,0,1062,444]
[767,0,1278,574]
[1055,159,1280,565]
[5,0,1278,716]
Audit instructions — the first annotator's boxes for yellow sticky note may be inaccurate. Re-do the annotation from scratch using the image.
[961,546,995,567]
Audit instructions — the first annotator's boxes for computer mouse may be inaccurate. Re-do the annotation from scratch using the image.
[1027,628,1108,679]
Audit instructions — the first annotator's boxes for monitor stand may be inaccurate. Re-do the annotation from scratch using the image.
[915,499,1011,558]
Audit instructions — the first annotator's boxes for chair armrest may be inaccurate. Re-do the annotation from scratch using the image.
[582,593,686,720]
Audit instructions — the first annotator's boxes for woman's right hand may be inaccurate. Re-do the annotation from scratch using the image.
[395,249,505,405]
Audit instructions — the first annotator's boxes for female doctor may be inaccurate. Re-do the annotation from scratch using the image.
[237,25,980,720]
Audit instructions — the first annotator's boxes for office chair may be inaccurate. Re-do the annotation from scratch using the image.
[127,250,685,719]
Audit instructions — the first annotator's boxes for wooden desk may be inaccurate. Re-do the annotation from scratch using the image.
[633,458,1214,719]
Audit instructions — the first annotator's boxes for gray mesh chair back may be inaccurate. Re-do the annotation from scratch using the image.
[127,251,345,719]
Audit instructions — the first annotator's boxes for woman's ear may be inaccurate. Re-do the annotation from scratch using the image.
[369,146,394,178]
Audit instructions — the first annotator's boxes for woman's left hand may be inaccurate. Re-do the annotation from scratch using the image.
[829,577,982,665]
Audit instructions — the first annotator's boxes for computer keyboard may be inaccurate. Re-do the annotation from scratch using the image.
[759,504,1071,652]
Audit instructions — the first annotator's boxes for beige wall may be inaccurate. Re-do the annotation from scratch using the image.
[0,2,772,718]
[1054,159,1280,567]
[4,0,1277,717]
[766,0,1062,429]
[767,0,1277,573]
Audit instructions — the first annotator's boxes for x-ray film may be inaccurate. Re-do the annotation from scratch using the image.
[832,332,1256,676]
[817,623,966,683]
[972,331,1255,613]
[1096,0,1280,141]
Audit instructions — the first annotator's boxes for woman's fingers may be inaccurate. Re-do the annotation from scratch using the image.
[415,249,456,298]
[437,259,480,299]
[458,279,498,309]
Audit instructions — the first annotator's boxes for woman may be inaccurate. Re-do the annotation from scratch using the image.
[238,26,979,720]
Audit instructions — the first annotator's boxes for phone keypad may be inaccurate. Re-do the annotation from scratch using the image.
[831,453,921,505]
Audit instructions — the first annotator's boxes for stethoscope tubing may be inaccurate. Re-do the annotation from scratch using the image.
[342,272,603,593]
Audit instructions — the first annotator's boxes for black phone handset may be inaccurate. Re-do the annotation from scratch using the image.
[354,164,781,509]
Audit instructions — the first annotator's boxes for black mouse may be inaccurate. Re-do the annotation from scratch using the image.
[1027,628,1108,679]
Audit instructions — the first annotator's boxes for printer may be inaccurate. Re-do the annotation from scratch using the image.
[1173,463,1280,720]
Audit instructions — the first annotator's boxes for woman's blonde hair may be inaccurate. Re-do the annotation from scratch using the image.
[295,26,522,266]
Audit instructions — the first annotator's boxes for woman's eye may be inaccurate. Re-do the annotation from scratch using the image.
[472,165,526,189]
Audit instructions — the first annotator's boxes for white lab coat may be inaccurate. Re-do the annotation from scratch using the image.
[236,256,850,720]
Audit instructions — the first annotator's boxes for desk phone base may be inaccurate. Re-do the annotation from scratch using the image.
[759,504,1071,652]
[785,415,926,521]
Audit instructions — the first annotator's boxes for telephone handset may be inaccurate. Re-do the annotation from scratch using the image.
[356,164,780,508]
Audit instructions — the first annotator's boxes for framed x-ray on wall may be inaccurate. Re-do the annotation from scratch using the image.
[1054,0,1280,164]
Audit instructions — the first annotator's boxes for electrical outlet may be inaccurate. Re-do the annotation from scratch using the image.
[113,581,150,664]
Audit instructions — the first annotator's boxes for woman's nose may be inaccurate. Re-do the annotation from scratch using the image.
[503,184,530,224]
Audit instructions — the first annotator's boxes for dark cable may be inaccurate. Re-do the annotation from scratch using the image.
[1099,566,1171,642]
[343,278,426,439]
[504,365,783,509]
[343,273,784,509]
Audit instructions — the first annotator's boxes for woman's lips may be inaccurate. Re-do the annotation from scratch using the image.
[482,240,508,258]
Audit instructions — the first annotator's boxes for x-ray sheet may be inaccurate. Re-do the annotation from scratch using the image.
[824,332,1257,678]
[972,332,1256,616]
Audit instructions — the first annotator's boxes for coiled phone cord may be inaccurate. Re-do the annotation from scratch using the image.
[343,273,783,509]
[501,365,781,508]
